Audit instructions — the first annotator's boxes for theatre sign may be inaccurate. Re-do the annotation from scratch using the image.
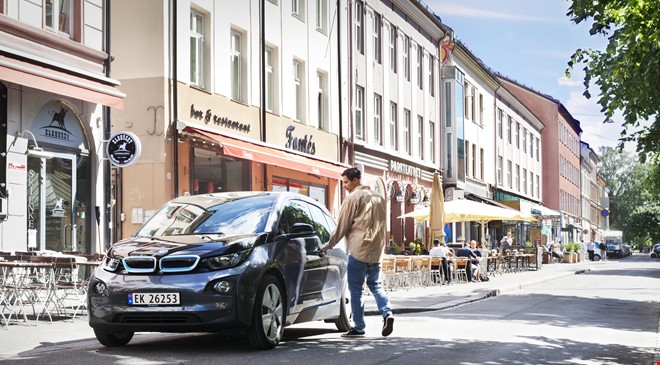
[388,160,421,179]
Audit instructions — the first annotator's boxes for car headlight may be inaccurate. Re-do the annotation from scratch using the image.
[204,250,251,270]
[102,257,121,272]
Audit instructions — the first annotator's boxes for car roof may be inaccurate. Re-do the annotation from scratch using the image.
[168,191,326,211]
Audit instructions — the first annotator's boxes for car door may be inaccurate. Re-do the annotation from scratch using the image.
[277,200,328,315]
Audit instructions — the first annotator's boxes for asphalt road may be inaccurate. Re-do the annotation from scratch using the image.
[2,255,659,365]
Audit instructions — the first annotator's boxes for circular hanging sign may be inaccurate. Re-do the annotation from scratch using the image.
[107,131,141,167]
[601,209,610,217]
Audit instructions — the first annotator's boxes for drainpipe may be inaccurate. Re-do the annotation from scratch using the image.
[103,1,112,250]
[336,0,343,164]
[347,0,354,166]
[171,0,179,198]
[261,0,267,190]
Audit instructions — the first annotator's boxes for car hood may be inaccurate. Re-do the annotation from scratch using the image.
[108,233,262,259]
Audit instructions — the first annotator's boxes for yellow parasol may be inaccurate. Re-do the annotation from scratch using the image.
[428,171,445,249]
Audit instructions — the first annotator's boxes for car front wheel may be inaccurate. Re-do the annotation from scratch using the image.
[248,274,285,350]
[93,329,134,347]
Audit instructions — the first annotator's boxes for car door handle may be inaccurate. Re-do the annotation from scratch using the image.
[311,249,326,257]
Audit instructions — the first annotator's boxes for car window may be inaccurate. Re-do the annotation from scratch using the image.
[278,200,315,234]
[136,196,274,237]
[307,203,331,243]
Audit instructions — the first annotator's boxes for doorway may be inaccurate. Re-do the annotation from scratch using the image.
[27,151,87,252]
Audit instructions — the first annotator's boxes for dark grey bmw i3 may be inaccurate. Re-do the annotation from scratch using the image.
[88,191,350,349]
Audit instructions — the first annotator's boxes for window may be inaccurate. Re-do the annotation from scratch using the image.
[428,56,435,97]
[465,141,470,177]
[536,175,540,197]
[497,156,503,185]
[497,108,503,138]
[190,10,205,88]
[390,102,398,150]
[418,116,424,159]
[230,30,243,101]
[417,46,423,89]
[294,60,304,121]
[522,129,527,153]
[373,12,381,63]
[429,121,436,163]
[480,148,484,180]
[515,164,520,190]
[507,115,512,143]
[522,168,527,194]
[535,138,539,161]
[265,47,275,112]
[446,134,453,179]
[507,160,512,188]
[403,109,411,154]
[316,0,327,33]
[471,144,476,179]
[478,94,483,125]
[464,82,470,119]
[515,122,520,148]
[317,72,328,130]
[292,0,304,19]
[374,94,382,145]
[403,35,410,81]
[355,86,364,140]
[355,1,364,54]
[530,171,534,196]
[46,0,73,35]
[389,25,397,73]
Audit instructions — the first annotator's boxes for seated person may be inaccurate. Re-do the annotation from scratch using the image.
[456,243,481,282]
[429,239,452,283]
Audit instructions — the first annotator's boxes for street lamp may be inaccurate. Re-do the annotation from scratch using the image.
[419,186,430,207]
[386,180,404,203]
[19,130,55,159]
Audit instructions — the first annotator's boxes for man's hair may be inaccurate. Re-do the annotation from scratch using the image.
[433,239,440,246]
[342,167,361,181]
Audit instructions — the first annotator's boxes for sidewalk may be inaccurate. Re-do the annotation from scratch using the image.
[365,259,591,315]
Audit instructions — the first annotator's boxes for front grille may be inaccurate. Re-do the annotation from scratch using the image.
[123,256,157,273]
[115,313,200,324]
[160,255,200,273]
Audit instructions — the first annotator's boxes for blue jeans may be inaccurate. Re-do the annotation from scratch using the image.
[347,255,392,332]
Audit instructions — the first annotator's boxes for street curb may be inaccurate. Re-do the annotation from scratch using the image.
[365,267,591,316]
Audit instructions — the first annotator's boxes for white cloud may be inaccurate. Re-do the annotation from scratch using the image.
[557,76,581,87]
[436,4,556,22]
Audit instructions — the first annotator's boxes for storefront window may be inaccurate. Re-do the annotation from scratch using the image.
[192,148,249,194]
[272,176,326,207]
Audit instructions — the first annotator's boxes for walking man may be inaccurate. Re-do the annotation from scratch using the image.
[320,167,394,338]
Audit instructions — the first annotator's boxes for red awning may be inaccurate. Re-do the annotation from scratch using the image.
[186,127,348,180]
[0,55,125,109]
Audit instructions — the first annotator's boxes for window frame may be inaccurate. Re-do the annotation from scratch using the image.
[374,94,383,145]
[355,86,365,140]
[190,10,205,88]
[230,30,243,101]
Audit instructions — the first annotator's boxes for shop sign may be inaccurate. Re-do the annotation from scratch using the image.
[284,125,316,155]
[388,160,421,178]
[190,104,251,133]
[107,131,141,168]
[32,101,85,149]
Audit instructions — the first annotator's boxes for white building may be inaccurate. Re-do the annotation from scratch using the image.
[345,0,449,248]
[110,0,348,238]
[1,0,125,253]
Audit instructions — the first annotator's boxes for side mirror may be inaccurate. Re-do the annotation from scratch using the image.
[290,223,314,235]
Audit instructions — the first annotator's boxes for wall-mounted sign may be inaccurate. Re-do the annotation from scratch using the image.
[285,125,316,155]
[107,131,141,168]
[601,209,610,217]
[190,104,251,133]
[32,100,85,149]
[389,160,422,179]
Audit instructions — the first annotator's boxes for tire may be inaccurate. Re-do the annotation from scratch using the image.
[652,253,657,258]
[593,254,601,261]
[335,283,352,332]
[248,275,285,350]
[93,329,134,347]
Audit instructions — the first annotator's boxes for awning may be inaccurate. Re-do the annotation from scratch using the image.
[531,203,561,217]
[0,55,125,109]
[184,127,349,180]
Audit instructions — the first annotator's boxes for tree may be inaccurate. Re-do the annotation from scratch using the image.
[566,0,660,162]
[597,147,654,244]
[627,204,660,250]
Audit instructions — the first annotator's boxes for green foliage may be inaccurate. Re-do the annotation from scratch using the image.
[627,204,660,250]
[566,0,660,162]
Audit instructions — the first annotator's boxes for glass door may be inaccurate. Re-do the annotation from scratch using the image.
[27,152,78,252]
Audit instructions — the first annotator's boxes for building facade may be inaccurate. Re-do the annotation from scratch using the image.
[1,0,125,253]
[344,0,448,249]
[111,0,348,239]
[499,76,582,246]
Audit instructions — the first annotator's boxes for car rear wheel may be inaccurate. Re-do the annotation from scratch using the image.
[652,253,658,258]
[335,284,352,332]
[248,275,284,350]
[93,329,134,347]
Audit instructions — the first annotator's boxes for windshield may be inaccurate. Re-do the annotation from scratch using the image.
[135,195,275,237]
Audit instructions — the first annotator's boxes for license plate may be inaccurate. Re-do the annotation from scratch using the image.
[128,292,180,306]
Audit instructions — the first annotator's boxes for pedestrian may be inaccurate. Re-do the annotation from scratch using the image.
[500,231,513,255]
[600,241,608,262]
[587,241,595,261]
[320,167,394,338]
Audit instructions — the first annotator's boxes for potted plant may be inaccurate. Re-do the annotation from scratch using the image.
[563,244,574,263]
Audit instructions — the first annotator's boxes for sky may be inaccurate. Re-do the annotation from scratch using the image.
[424,0,634,153]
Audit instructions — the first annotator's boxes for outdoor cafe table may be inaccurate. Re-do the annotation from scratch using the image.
[0,260,55,327]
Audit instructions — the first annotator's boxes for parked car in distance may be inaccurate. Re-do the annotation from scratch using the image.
[88,192,351,350]
[621,244,632,257]
[651,243,660,258]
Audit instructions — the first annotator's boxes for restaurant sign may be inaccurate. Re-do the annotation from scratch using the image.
[388,160,421,179]
[107,131,141,168]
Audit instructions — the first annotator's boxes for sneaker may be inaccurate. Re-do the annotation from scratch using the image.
[341,328,366,338]
[382,314,394,337]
